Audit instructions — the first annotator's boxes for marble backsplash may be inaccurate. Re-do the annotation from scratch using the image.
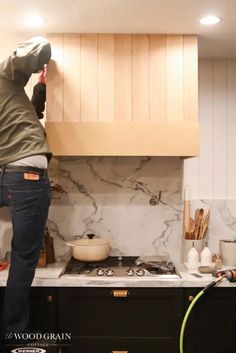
[48,157,183,262]
[1,157,235,263]
[188,199,236,255]
[0,157,183,261]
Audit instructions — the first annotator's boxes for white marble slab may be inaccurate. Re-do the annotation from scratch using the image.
[188,199,236,255]
[0,262,235,288]
[2,157,236,269]
[0,262,65,280]
[47,156,183,262]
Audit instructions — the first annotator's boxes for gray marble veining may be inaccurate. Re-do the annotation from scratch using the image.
[0,262,235,288]
[189,199,236,255]
[48,157,183,262]
[2,157,236,264]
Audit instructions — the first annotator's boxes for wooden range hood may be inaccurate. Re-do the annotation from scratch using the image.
[46,34,199,157]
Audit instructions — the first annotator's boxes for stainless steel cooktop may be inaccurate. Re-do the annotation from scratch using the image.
[64,256,181,279]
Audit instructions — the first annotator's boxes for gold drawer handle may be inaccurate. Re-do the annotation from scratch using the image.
[112,351,128,353]
[111,290,129,298]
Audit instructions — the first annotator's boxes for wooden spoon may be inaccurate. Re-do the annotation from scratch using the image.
[197,208,204,239]
[194,209,200,239]
[189,218,195,233]
[200,209,210,239]
[186,218,195,239]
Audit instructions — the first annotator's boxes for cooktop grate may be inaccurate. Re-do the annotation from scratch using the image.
[64,256,180,278]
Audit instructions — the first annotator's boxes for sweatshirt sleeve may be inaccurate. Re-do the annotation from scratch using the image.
[31,82,46,120]
[0,36,51,87]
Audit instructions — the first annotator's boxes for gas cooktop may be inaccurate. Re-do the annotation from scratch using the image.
[64,256,181,279]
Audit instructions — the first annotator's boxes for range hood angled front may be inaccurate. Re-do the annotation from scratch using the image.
[45,121,199,157]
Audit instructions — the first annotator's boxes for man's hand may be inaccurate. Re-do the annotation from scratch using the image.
[31,65,47,119]
[38,65,47,84]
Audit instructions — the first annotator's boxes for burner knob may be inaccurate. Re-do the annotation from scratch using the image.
[136,269,145,277]
[106,269,114,276]
[96,268,105,276]
[84,268,92,274]
[126,268,134,276]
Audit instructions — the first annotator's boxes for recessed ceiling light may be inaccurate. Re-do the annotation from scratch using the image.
[24,15,46,27]
[200,15,221,25]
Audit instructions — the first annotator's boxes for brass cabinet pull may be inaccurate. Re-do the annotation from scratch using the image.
[46,295,53,302]
[188,295,194,302]
[111,290,129,298]
[111,351,128,353]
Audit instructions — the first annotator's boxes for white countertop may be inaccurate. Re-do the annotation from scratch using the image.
[1,262,236,287]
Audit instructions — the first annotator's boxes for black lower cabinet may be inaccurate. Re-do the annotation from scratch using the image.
[57,287,183,353]
[1,286,236,353]
[183,287,236,353]
[0,287,58,353]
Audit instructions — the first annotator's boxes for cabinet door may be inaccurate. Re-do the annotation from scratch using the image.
[184,288,236,353]
[29,287,57,332]
[0,287,59,352]
[0,287,57,330]
[57,287,183,353]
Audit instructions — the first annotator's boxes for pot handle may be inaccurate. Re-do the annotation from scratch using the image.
[65,241,74,247]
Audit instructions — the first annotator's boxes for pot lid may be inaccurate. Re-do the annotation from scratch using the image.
[71,238,112,246]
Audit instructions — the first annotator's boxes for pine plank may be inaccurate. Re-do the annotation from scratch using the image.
[63,34,81,121]
[47,33,64,122]
[149,35,167,121]
[132,34,149,121]
[80,34,98,121]
[184,35,198,122]
[114,34,132,121]
[98,34,115,122]
[166,35,184,122]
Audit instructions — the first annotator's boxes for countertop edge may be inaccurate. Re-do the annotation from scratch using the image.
[0,262,236,287]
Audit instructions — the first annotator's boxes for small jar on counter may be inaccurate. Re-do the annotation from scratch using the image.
[214,254,222,270]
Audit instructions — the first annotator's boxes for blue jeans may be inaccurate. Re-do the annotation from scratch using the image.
[0,167,51,334]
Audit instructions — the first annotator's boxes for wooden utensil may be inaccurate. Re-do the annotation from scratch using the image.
[186,217,195,239]
[194,209,200,239]
[197,208,204,239]
[199,209,210,239]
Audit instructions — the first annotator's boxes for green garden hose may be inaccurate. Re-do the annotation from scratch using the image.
[179,290,204,353]
[179,276,224,353]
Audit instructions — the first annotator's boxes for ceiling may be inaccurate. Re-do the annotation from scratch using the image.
[1,0,236,57]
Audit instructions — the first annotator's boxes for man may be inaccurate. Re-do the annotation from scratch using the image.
[0,36,52,348]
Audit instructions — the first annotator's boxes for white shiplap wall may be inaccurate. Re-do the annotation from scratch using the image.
[184,59,236,199]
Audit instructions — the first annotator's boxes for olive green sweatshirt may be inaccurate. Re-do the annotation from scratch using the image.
[0,37,52,166]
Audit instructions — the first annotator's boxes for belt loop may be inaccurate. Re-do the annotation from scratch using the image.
[0,165,6,203]
[0,165,6,177]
